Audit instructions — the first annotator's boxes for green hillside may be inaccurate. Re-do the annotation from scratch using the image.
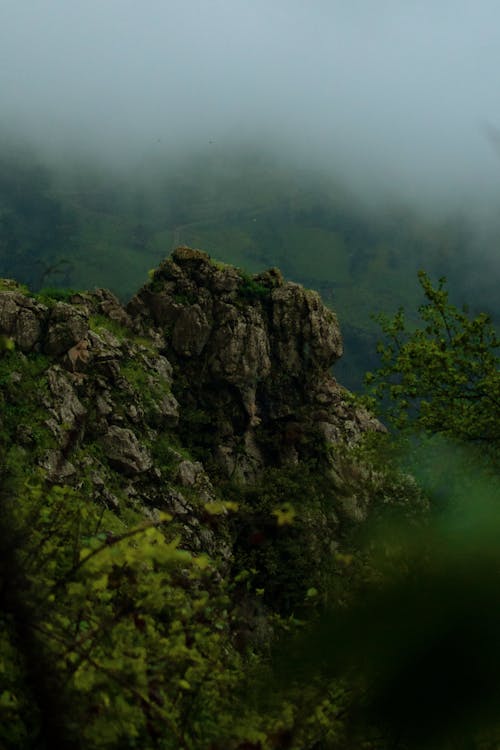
[1,143,498,389]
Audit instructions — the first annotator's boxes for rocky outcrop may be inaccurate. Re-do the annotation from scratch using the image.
[128,247,383,480]
[0,249,384,558]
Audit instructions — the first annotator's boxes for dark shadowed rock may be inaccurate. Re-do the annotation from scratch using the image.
[172,304,211,356]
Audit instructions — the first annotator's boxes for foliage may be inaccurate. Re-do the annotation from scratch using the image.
[0,481,237,748]
[269,446,500,749]
[89,314,131,341]
[225,464,342,615]
[0,470,355,749]
[0,351,55,468]
[366,271,500,455]
[35,287,78,305]
[237,272,270,302]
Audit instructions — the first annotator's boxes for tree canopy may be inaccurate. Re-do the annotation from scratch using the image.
[366,270,500,455]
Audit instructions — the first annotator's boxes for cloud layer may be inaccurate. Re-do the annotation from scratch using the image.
[2,1,500,209]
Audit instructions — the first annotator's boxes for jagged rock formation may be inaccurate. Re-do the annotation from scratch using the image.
[128,247,383,479]
[0,250,384,560]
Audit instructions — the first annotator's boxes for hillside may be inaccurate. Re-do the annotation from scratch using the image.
[2,245,500,749]
[0,248,425,749]
[2,145,498,391]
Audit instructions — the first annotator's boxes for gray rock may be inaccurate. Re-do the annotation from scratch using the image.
[46,367,86,427]
[176,459,203,487]
[209,305,271,385]
[154,392,179,425]
[172,304,211,357]
[92,288,133,328]
[45,367,86,447]
[44,303,89,356]
[39,450,77,483]
[128,247,382,479]
[271,283,343,374]
[102,426,152,475]
[0,292,46,351]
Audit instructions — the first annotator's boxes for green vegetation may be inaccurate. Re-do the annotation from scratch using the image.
[35,288,78,305]
[269,447,500,750]
[1,138,500,747]
[237,272,270,302]
[0,471,353,748]
[0,272,498,747]
[225,464,341,615]
[2,144,498,388]
[0,481,233,748]
[0,279,29,294]
[262,273,500,749]
[0,351,55,469]
[89,314,131,341]
[366,271,500,461]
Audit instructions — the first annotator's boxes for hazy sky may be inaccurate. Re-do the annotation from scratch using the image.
[2,1,500,208]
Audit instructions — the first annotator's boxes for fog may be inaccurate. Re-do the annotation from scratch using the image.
[2,0,500,213]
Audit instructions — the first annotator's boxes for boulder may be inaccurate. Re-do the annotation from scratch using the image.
[0,291,46,351]
[44,302,89,356]
[102,426,152,476]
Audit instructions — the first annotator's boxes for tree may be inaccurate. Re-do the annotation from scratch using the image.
[365,271,500,455]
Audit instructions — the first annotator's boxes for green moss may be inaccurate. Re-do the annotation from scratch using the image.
[89,314,131,340]
[0,352,56,468]
[0,279,29,294]
[120,358,172,426]
[131,334,156,352]
[35,287,79,305]
[210,257,232,271]
[148,277,164,293]
[238,271,270,301]
[173,291,197,305]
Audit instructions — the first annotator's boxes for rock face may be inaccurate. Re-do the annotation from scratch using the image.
[101,426,153,476]
[0,249,384,558]
[0,287,47,352]
[128,247,383,480]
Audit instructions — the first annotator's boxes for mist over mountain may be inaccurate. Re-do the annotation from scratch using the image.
[1,1,500,390]
[2,0,500,211]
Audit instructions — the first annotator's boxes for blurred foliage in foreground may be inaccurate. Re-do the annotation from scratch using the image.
[1,477,347,750]
[269,443,500,750]
[266,274,500,748]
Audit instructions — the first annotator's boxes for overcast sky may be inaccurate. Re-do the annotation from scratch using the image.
[2,1,500,209]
